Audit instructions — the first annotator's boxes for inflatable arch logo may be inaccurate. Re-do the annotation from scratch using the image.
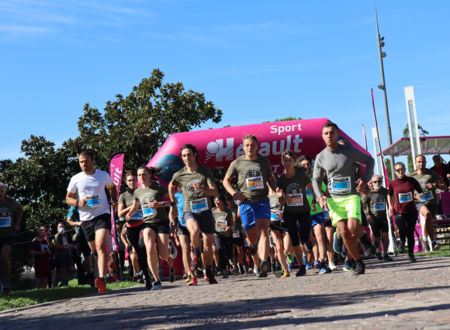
[147,118,368,184]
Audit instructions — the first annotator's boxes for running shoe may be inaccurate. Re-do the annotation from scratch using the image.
[305,262,313,270]
[333,232,343,254]
[296,264,306,277]
[314,260,320,269]
[187,277,198,286]
[376,252,383,260]
[431,240,440,251]
[343,260,355,272]
[328,261,337,271]
[169,267,175,283]
[383,254,393,262]
[231,267,239,276]
[409,254,417,263]
[258,260,269,277]
[185,275,192,283]
[222,270,229,279]
[94,277,107,294]
[353,260,365,275]
[207,275,218,284]
[318,262,330,274]
[151,280,162,290]
[281,270,290,278]
[239,264,245,274]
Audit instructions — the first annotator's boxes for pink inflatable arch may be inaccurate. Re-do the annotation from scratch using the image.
[147,118,369,184]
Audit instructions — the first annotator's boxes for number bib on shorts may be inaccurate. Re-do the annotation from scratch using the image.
[142,204,156,217]
[246,176,264,190]
[232,229,240,238]
[190,198,209,213]
[270,211,281,222]
[331,177,351,193]
[420,191,434,202]
[287,193,304,206]
[86,195,100,207]
[131,210,143,220]
[215,219,227,232]
[373,202,386,212]
[398,192,413,203]
[0,217,11,228]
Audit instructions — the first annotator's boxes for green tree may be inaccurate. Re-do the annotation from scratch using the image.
[263,116,302,123]
[72,68,222,171]
[402,124,429,172]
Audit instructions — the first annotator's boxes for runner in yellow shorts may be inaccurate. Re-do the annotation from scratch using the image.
[327,195,361,227]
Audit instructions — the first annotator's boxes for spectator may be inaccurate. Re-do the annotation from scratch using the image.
[0,182,23,294]
[54,222,73,286]
[430,155,450,187]
[31,226,53,289]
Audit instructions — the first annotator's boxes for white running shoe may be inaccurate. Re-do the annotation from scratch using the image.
[328,262,337,271]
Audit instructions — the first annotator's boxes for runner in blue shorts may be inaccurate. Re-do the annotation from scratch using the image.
[223,134,277,278]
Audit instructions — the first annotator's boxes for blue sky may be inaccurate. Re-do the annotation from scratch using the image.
[1,0,449,164]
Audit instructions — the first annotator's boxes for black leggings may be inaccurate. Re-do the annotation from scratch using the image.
[213,235,234,271]
[395,212,418,255]
[283,211,311,247]
[126,224,149,276]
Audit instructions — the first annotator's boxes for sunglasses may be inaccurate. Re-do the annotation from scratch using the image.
[373,180,382,183]
[394,168,404,172]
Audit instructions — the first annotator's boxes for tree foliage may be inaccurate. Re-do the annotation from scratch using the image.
[263,116,302,123]
[0,69,222,236]
[402,123,429,172]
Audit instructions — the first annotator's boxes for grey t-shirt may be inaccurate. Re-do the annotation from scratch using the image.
[133,182,168,224]
[170,165,215,213]
[407,169,441,206]
[361,187,388,218]
[312,143,374,198]
[278,168,311,213]
[225,155,272,202]
[119,190,143,224]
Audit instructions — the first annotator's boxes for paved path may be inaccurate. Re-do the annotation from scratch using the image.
[1,255,449,329]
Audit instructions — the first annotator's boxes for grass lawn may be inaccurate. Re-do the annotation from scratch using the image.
[0,279,138,311]
[416,243,450,257]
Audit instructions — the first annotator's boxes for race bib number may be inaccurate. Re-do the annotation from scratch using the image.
[41,244,49,252]
[86,195,100,207]
[0,217,11,228]
[270,211,281,222]
[420,191,434,202]
[246,176,264,190]
[131,210,143,220]
[232,229,240,238]
[331,177,351,193]
[215,219,228,232]
[373,202,386,212]
[398,192,413,203]
[287,193,304,206]
[190,198,209,213]
[142,204,157,217]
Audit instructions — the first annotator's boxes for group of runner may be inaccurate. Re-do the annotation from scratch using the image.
[56,121,446,294]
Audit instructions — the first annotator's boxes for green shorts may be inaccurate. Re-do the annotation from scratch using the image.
[327,195,361,227]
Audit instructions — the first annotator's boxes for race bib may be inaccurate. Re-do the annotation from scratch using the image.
[287,193,304,207]
[373,202,386,212]
[215,219,228,233]
[131,210,143,220]
[142,204,157,217]
[246,176,264,190]
[232,229,240,238]
[331,177,351,193]
[190,198,209,213]
[86,195,100,207]
[420,191,434,202]
[306,188,313,198]
[0,217,11,228]
[398,192,413,203]
[270,211,281,222]
[41,244,49,252]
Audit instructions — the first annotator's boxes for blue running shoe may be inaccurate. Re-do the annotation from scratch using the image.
[333,232,343,254]
[343,259,355,272]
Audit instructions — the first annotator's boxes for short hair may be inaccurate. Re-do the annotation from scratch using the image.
[281,149,297,162]
[371,174,382,181]
[215,195,227,204]
[242,134,258,144]
[137,165,161,179]
[415,154,426,161]
[78,149,95,160]
[433,155,441,161]
[297,154,312,164]
[322,122,339,132]
[125,170,136,178]
[394,162,405,169]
